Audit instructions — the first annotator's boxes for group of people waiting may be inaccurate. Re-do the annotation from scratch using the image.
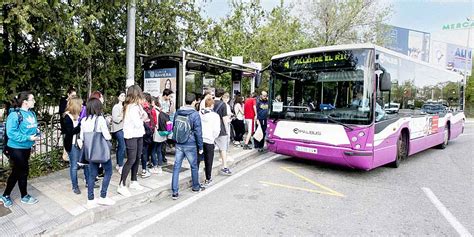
[0,85,270,208]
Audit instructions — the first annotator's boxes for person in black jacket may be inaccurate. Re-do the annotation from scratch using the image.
[63,96,89,194]
[59,87,77,133]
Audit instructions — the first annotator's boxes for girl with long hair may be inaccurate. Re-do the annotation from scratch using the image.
[63,96,89,194]
[117,85,147,197]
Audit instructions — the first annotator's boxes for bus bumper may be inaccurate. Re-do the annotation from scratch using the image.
[267,139,374,170]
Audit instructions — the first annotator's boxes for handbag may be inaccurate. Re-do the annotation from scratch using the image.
[82,116,111,164]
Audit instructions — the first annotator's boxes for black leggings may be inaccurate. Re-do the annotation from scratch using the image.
[3,148,31,198]
[202,143,215,180]
[120,137,143,186]
[232,119,245,142]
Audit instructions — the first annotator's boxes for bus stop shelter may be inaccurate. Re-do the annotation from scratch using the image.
[141,49,261,108]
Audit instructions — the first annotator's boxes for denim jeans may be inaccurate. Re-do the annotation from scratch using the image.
[112,130,126,167]
[151,142,163,167]
[68,145,89,190]
[87,159,112,200]
[171,145,200,194]
[141,142,152,170]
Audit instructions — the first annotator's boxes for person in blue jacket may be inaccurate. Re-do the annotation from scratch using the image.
[171,93,204,200]
[0,91,41,208]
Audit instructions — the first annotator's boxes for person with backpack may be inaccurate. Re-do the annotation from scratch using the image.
[199,97,221,187]
[150,97,168,174]
[111,92,126,174]
[63,96,90,195]
[213,89,232,176]
[0,91,40,208]
[117,85,147,197]
[232,95,245,147]
[79,98,115,208]
[140,93,156,178]
[171,93,204,200]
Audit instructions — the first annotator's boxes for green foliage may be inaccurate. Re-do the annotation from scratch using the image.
[28,148,68,178]
[1,0,391,117]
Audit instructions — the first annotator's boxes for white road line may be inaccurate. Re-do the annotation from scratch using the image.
[118,154,282,237]
[422,187,472,237]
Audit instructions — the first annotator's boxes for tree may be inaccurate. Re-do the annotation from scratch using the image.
[297,0,392,46]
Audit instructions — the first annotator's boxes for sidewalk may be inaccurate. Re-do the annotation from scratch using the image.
[0,144,259,236]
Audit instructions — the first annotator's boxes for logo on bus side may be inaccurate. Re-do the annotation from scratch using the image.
[293,128,322,136]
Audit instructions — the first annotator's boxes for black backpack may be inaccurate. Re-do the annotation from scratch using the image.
[2,109,24,158]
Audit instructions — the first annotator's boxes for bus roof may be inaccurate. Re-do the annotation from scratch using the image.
[271,43,463,80]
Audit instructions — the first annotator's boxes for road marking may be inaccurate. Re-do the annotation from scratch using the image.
[422,187,472,237]
[259,166,344,197]
[117,154,282,237]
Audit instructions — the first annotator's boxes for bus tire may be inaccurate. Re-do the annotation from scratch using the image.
[390,131,408,168]
[437,125,450,149]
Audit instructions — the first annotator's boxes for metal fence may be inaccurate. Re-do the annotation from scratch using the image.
[0,113,63,173]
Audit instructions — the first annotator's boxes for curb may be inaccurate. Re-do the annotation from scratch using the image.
[44,149,261,236]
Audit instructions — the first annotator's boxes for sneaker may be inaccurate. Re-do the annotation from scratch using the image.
[192,186,205,193]
[243,144,252,150]
[96,197,116,206]
[85,182,100,189]
[150,167,163,174]
[130,181,144,191]
[163,157,168,163]
[20,195,38,205]
[98,173,104,178]
[258,148,265,152]
[220,168,232,176]
[171,193,179,200]
[117,184,131,197]
[115,165,120,171]
[118,166,123,175]
[0,195,13,208]
[73,188,81,195]
[86,199,98,209]
[141,170,151,178]
[202,179,213,188]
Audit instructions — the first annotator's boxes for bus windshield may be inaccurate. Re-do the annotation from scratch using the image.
[269,49,375,125]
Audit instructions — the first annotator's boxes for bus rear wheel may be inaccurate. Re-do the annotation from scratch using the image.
[390,132,407,168]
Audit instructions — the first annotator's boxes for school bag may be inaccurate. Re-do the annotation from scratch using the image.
[143,105,155,144]
[2,109,25,158]
[172,114,192,144]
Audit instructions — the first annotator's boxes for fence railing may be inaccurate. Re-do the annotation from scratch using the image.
[0,113,64,174]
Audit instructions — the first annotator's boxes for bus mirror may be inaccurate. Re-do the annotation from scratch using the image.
[380,72,391,91]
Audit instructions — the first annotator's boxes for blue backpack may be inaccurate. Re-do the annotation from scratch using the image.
[172,114,192,144]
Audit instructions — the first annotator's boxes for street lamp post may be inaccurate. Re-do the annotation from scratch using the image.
[462,16,472,110]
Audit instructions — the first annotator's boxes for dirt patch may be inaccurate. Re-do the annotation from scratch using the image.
[0,206,11,217]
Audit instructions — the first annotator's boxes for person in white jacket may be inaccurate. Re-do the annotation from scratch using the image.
[199,97,221,187]
[79,98,115,208]
[117,85,147,197]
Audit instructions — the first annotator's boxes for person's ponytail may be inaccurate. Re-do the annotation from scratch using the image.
[11,91,32,109]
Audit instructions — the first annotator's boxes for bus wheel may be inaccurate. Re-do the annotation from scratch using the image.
[437,125,450,149]
[390,132,407,168]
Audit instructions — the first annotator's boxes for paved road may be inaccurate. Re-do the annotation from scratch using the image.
[71,123,474,236]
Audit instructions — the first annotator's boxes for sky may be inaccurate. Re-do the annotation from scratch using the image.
[200,0,473,45]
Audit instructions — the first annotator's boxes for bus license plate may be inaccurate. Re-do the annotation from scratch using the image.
[295,146,318,154]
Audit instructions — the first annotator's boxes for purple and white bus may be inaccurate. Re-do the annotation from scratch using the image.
[266,44,465,170]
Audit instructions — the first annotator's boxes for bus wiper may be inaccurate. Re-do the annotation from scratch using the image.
[325,115,354,131]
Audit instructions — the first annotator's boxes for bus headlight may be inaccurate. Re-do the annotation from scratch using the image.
[358,132,365,137]
[351,137,357,142]
[355,144,361,149]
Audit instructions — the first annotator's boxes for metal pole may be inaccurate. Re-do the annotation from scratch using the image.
[182,50,187,107]
[463,17,471,110]
[126,0,136,88]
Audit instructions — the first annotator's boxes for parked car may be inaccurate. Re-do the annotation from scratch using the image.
[384,103,400,114]
[421,103,447,115]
